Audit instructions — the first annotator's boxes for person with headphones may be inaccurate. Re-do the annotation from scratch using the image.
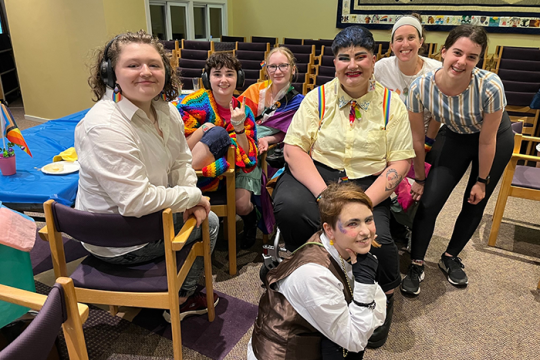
[75,30,220,321]
[177,52,259,250]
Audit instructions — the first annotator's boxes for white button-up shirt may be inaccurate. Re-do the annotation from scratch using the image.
[75,90,201,257]
[247,233,386,358]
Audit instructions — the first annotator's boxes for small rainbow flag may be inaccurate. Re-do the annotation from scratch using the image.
[1,103,32,157]
[260,61,266,68]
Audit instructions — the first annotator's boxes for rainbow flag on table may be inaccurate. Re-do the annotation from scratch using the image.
[0,103,32,157]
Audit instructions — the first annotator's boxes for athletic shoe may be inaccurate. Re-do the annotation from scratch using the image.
[438,254,468,286]
[400,263,425,295]
[163,291,220,322]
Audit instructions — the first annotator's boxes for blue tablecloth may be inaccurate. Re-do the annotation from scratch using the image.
[0,109,89,208]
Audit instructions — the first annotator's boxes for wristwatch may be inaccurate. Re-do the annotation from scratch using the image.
[477,175,491,185]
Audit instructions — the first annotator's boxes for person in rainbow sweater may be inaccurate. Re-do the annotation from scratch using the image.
[177,53,259,249]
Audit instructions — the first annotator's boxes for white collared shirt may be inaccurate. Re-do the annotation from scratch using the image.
[75,90,201,257]
[247,233,386,359]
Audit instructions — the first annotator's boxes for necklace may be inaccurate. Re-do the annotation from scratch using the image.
[398,58,423,97]
[339,255,354,358]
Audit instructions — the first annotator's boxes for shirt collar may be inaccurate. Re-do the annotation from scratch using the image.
[335,81,375,110]
[104,88,170,121]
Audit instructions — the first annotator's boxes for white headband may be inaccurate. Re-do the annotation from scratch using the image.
[391,16,423,39]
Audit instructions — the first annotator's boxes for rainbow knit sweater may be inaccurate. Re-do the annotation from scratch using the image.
[177,89,258,192]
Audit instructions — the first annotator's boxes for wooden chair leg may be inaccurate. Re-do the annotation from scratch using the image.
[109,305,118,316]
[488,166,514,247]
[202,219,215,322]
[227,214,237,276]
[537,278,540,290]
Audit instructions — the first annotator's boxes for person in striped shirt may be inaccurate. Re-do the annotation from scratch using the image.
[401,25,514,296]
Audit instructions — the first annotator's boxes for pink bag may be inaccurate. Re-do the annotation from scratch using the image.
[0,207,37,252]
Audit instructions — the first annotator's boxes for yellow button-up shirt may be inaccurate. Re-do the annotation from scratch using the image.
[285,78,415,179]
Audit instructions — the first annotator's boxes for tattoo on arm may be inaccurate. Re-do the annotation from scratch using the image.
[384,168,402,191]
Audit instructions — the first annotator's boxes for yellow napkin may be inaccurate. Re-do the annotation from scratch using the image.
[53,147,78,162]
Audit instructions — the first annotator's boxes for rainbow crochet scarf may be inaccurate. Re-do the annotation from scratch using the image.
[177,89,258,191]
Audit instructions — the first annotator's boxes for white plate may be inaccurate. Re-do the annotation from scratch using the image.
[41,161,80,175]
[181,90,194,95]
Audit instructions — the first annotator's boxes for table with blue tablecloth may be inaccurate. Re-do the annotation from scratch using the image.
[0,109,89,212]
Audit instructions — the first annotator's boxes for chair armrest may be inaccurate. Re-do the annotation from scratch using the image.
[171,216,197,251]
[39,225,49,242]
[513,154,540,162]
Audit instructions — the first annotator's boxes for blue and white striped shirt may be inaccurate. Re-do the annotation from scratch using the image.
[407,68,506,134]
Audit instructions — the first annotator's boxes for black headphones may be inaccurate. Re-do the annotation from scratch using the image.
[100,35,172,90]
[201,68,245,90]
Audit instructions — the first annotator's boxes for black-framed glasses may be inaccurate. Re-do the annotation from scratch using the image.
[267,63,290,72]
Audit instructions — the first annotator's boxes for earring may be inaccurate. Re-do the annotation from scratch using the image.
[329,239,335,246]
[113,84,122,103]
[160,91,167,101]
[368,74,376,92]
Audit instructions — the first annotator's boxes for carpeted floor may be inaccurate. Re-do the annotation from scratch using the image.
[12,97,540,359]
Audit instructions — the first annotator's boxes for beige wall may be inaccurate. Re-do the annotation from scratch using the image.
[5,0,147,120]
[228,0,538,53]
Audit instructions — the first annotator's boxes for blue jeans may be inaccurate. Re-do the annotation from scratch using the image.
[93,212,219,298]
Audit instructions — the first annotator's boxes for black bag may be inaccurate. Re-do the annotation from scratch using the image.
[265,145,286,169]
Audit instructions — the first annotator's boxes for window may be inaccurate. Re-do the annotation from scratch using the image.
[148,1,226,41]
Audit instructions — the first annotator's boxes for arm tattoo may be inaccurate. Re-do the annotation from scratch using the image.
[384,168,402,191]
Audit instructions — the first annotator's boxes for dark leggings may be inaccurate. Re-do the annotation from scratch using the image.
[410,113,514,260]
[273,162,401,292]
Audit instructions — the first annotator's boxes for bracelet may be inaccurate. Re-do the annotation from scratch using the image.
[316,193,323,202]
[415,178,426,184]
[424,135,435,153]
[231,115,246,127]
[234,128,246,135]
[353,299,376,309]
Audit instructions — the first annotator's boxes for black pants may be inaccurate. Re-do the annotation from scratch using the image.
[410,113,514,260]
[273,162,401,292]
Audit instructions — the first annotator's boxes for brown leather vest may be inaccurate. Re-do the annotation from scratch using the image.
[252,232,353,360]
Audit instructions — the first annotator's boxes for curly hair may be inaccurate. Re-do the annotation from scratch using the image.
[318,182,381,248]
[88,30,179,102]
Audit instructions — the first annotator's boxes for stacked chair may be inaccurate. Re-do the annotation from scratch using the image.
[234,44,269,92]
[277,44,315,94]
[160,40,180,68]
[177,40,215,90]
[251,36,278,47]
[304,39,333,56]
[283,37,303,45]
[494,46,540,157]
[221,35,245,43]
[374,41,391,60]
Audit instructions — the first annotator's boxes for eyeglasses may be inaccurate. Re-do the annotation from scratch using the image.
[267,63,290,72]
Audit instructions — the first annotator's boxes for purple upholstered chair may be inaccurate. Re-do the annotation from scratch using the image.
[235,49,266,61]
[488,124,540,291]
[177,67,204,78]
[179,48,211,60]
[236,41,270,52]
[221,35,245,43]
[251,36,278,46]
[178,58,206,69]
[283,37,303,45]
[182,39,215,52]
[0,277,89,360]
[39,200,215,360]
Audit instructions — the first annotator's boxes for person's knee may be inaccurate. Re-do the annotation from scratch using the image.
[236,194,253,216]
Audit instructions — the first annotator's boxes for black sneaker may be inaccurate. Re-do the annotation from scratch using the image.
[401,263,424,295]
[438,255,468,286]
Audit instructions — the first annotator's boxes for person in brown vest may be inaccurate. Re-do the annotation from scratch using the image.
[248,183,386,359]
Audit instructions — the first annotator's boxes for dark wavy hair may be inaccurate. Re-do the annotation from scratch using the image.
[331,26,377,56]
[443,25,488,61]
[88,30,179,102]
[204,52,242,75]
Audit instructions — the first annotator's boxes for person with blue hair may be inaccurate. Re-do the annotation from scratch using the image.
[272,25,415,348]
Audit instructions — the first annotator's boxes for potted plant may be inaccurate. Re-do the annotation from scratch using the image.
[0,142,18,175]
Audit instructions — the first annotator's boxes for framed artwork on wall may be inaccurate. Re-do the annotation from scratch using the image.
[337,0,540,34]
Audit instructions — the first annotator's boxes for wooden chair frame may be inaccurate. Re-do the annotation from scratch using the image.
[487,133,540,289]
[0,277,89,360]
[39,202,215,360]
[196,146,237,276]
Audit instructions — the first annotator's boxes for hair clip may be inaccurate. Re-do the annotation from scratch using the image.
[260,61,266,68]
